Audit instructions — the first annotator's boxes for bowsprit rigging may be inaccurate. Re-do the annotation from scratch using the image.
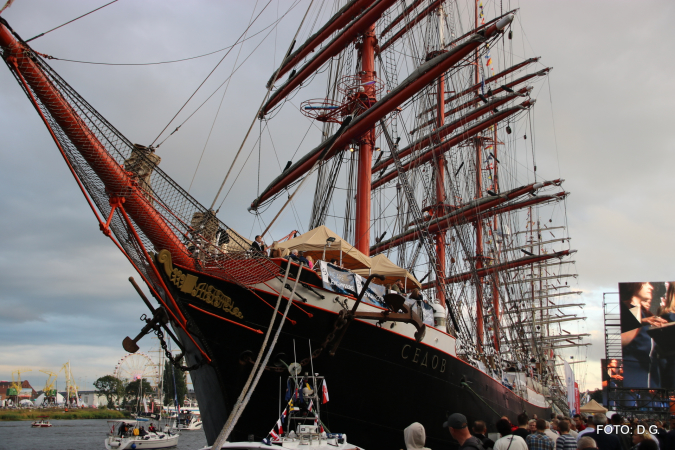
[0,0,587,447]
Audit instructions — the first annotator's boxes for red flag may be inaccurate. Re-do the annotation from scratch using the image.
[270,429,280,441]
[322,380,329,404]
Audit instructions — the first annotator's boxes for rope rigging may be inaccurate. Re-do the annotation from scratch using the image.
[151,0,278,147]
[34,15,290,66]
[24,0,120,43]
[209,0,317,211]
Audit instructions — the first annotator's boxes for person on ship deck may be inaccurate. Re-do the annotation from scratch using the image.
[250,235,267,255]
[390,279,405,294]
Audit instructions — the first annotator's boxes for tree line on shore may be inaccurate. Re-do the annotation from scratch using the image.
[93,360,188,409]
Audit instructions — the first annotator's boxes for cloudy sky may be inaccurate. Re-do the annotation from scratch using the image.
[1,0,674,396]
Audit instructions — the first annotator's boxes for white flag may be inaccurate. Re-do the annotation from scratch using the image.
[563,360,576,415]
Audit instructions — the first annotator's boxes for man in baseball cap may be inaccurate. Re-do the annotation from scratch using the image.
[444,413,486,450]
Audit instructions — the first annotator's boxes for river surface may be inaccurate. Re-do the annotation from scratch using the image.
[0,419,208,450]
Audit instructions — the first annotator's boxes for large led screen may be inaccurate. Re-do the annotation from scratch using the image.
[619,282,675,389]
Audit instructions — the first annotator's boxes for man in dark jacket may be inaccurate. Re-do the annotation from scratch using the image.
[473,420,495,449]
[445,413,486,450]
[584,414,621,450]
[665,418,675,450]
[513,413,531,440]
[250,235,267,255]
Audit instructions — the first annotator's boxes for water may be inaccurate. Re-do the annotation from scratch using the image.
[0,419,208,450]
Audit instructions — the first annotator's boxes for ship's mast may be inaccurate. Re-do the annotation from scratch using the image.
[474,0,484,352]
[434,4,447,307]
[491,106,500,351]
[354,24,377,254]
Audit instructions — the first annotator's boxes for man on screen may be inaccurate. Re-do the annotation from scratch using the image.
[620,282,666,388]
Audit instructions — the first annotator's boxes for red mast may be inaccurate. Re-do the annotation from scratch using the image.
[354,24,377,253]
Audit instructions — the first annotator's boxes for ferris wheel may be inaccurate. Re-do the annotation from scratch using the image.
[114,352,159,385]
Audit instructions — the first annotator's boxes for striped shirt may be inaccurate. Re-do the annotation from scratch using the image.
[556,434,578,450]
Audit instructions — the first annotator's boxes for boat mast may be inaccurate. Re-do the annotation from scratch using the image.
[354,24,377,253]
[473,0,485,352]
[434,4,447,307]
[491,108,500,352]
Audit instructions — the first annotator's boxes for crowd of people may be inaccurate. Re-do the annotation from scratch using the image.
[400,412,675,450]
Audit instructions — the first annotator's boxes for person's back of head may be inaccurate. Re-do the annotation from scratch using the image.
[610,414,623,425]
[592,414,608,426]
[558,420,570,433]
[473,420,487,435]
[404,422,427,450]
[638,439,659,450]
[536,419,547,431]
[552,419,559,429]
[578,436,597,450]
[496,419,512,437]
[586,416,595,426]
[517,413,529,426]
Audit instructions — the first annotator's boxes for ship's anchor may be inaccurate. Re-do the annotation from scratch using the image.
[328,274,427,356]
[123,310,169,354]
[122,277,183,354]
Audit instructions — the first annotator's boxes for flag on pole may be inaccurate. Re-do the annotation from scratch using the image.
[270,429,280,441]
[277,418,283,435]
[322,379,330,404]
[308,399,314,412]
[563,360,577,416]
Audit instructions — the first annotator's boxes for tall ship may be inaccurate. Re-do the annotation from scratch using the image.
[0,1,587,448]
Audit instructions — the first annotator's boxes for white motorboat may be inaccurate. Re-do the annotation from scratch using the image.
[31,418,53,428]
[171,410,203,431]
[105,419,179,450]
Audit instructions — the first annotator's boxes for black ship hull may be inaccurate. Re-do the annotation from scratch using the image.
[156,252,550,449]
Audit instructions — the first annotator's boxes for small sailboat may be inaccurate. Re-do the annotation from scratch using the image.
[209,372,362,449]
[105,419,179,450]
